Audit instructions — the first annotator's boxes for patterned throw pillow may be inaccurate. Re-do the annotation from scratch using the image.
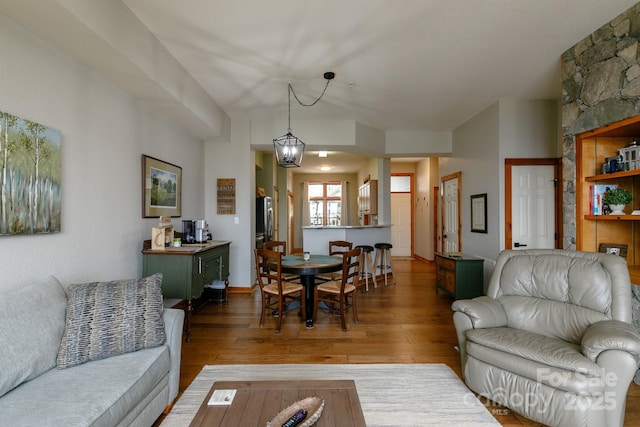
[57,273,166,369]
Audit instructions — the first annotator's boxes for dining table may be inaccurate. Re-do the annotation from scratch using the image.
[281,254,343,327]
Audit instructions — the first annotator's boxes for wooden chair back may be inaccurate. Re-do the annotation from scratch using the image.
[338,247,362,291]
[254,248,283,292]
[329,240,353,255]
[263,240,287,255]
[254,247,305,332]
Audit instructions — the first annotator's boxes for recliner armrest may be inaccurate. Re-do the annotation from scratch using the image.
[582,319,640,363]
[451,296,507,329]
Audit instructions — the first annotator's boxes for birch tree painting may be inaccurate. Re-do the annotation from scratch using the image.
[0,110,61,235]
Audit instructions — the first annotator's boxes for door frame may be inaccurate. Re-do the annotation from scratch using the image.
[440,171,462,253]
[505,158,563,249]
[433,186,439,255]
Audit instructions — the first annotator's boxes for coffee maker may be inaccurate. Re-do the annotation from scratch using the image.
[194,219,209,243]
[181,220,195,244]
[182,219,210,244]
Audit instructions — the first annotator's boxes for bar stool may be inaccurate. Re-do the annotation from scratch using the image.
[355,245,377,291]
[374,242,395,286]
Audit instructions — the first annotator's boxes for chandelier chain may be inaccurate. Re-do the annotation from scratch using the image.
[287,78,332,130]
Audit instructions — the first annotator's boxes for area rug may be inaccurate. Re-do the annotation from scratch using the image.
[161,364,500,426]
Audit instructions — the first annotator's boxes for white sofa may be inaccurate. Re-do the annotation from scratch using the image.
[0,275,184,427]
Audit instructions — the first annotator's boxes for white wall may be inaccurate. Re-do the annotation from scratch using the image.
[250,118,357,150]
[439,99,559,263]
[497,99,559,251]
[499,99,560,158]
[386,130,452,155]
[413,158,439,261]
[204,119,255,288]
[0,12,205,292]
[444,103,501,261]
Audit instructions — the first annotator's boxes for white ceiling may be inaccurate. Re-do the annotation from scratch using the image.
[120,0,637,129]
[0,0,638,173]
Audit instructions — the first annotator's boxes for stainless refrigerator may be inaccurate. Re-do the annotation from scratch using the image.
[256,196,273,248]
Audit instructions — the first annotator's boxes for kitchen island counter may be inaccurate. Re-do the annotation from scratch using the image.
[303,225,389,229]
[302,225,391,255]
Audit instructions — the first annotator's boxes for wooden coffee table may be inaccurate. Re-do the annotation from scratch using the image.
[189,380,365,427]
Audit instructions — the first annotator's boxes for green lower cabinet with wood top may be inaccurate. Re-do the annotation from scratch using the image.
[142,240,231,341]
[435,253,484,299]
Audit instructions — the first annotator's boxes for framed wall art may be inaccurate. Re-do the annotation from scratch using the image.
[142,155,182,218]
[0,110,61,236]
[470,193,487,233]
[217,178,236,214]
[598,243,628,259]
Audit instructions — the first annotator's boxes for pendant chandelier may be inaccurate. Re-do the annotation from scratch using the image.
[273,71,335,168]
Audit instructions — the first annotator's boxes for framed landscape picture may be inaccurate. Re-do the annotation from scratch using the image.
[142,155,182,218]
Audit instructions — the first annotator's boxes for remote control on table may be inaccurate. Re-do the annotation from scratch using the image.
[281,409,307,427]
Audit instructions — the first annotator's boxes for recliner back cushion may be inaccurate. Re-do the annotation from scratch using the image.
[497,255,611,343]
[0,276,68,397]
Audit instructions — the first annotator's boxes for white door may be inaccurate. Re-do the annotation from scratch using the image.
[443,177,460,253]
[391,193,411,256]
[512,165,555,250]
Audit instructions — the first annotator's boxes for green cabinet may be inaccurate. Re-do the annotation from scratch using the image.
[142,241,230,341]
[435,253,484,299]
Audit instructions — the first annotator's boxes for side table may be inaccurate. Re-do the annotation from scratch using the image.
[142,240,231,341]
[435,253,484,299]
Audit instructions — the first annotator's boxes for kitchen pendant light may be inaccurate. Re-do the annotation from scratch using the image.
[273,72,335,168]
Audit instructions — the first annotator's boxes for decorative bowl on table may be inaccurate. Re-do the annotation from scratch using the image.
[266,396,324,427]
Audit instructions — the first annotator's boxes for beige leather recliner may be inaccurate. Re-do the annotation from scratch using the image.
[452,249,640,427]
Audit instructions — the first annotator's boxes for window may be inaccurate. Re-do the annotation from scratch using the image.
[308,182,342,226]
[391,175,411,192]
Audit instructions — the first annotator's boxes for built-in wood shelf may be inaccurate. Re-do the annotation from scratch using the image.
[585,169,640,182]
[576,114,640,275]
[584,215,640,220]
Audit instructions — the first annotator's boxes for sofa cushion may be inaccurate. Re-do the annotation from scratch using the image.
[0,276,68,398]
[467,327,603,395]
[0,345,170,427]
[467,327,601,375]
[57,273,165,369]
[496,255,612,342]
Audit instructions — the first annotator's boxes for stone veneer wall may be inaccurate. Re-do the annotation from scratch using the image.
[562,3,640,249]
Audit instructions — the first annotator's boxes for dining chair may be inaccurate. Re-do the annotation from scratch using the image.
[254,248,306,333]
[316,240,353,282]
[313,247,361,331]
[262,240,300,282]
[262,240,287,253]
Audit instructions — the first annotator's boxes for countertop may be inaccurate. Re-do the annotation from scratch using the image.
[302,225,390,229]
[142,240,231,255]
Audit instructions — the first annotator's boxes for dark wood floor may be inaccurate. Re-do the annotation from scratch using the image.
[160,258,640,426]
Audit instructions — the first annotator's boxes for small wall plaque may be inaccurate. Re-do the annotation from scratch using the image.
[217,178,236,214]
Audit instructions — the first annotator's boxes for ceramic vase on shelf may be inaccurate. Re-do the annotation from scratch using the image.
[608,204,626,215]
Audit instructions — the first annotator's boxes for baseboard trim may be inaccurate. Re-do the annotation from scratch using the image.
[228,285,256,294]
[413,254,434,264]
